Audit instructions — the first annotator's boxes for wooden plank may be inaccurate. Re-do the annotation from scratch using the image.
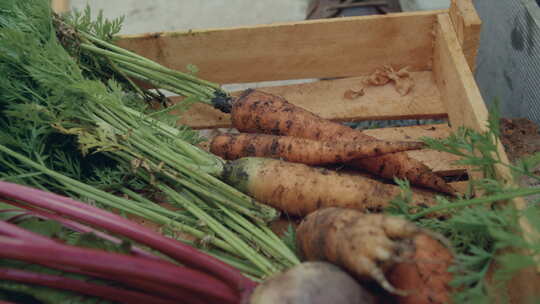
[433,14,488,136]
[51,0,70,13]
[449,0,482,72]
[174,72,447,129]
[116,12,438,84]
[434,13,540,303]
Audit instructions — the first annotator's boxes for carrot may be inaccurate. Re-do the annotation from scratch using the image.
[229,89,456,195]
[387,233,454,304]
[210,133,425,165]
[295,207,453,301]
[222,157,439,217]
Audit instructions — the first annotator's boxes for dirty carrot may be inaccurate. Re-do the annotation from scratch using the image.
[387,233,454,304]
[227,89,456,195]
[295,207,453,300]
[210,133,425,165]
[222,157,438,217]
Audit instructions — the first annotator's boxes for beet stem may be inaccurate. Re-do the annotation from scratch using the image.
[0,238,239,303]
[0,267,177,304]
[0,181,256,294]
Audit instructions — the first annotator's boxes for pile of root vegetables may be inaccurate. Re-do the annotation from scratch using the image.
[201,89,457,304]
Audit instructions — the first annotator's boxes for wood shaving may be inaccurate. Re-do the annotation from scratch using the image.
[344,65,416,99]
[343,88,365,100]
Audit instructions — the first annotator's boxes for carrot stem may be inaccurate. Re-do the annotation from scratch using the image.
[81,33,221,90]
[410,187,540,220]
[161,186,278,276]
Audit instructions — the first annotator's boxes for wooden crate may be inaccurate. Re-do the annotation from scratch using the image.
[113,1,540,302]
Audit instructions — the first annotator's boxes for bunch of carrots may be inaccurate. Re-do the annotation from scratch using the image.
[207,89,455,217]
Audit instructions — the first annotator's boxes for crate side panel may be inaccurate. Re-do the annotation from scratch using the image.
[116,12,438,84]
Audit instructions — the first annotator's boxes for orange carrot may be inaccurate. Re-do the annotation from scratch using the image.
[229,89,456,195]
[387,233,454,304]
[210,133,425,165]
[296,207,453,301]
[222,157,439,217]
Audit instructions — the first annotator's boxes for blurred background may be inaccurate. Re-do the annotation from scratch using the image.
[67,0,450,34]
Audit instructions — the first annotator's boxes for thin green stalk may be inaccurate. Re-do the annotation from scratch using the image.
[161,186,277,275]
[128,130,221,176]
[81,33,221,90]
[219,206,300,266]
[118,105,220,165]
[200,249,265,280]
[220,216,292,269]
[127,131,270,215]
[0,172,45,182]
[120,187,197,225]
[121,68,198,100]
[411,187,540,220]
[116,60,212,98]
[95,123,275,221]
[0,144,239,255]
[114,147,269,222]
[176,237,265,279]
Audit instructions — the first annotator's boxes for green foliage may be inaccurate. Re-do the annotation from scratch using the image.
[387,109,540,302]
[281,224,298,257]
[0,0,296,292]
[64,5,124,42]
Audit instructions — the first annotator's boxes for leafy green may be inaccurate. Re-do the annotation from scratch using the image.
[0,0,298,286]
[387,110,540,302]
[281,224,298,257]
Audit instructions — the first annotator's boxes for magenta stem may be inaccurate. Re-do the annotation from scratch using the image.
[0,267,177,304]
[27,261,210,303]
[2,198,159,261]
[0,238,238,303]
[0,181,256,294]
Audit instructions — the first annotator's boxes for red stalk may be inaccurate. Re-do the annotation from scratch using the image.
[0,238,239,303]
[0,181,256,296]
[23,261,211,303]
[1,197,159,261]
[0,268,177,304]
[0,221,190,300]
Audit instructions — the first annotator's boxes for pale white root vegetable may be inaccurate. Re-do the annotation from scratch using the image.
[248,262,375,304]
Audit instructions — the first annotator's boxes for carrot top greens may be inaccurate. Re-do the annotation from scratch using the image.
[387,107,540,303]
[0,2,299,300]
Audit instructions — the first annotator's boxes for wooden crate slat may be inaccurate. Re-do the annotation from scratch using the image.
[173,72,447,129]
[116,12,439,84]
[449,0,482,72]
[433,14,488,133]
